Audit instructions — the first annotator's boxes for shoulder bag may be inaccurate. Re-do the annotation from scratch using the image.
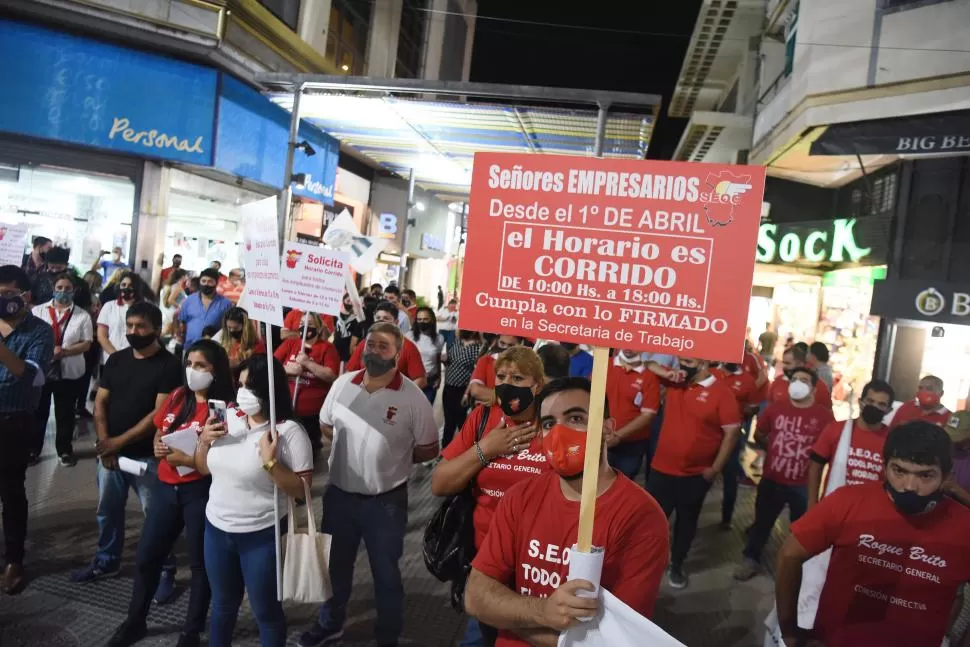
[282,478,333,603]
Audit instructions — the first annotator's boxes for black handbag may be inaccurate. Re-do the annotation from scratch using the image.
[423,405,490,609]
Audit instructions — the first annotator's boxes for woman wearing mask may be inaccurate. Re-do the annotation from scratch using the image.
[412,307,446,403]
[97,272,146,367]
[31,274,93,466]
[195,355,314,647]
[431,346,550,646]
[275,312,339,451]
[216,307,264,369]
[106,340,234,647]
[441,330,482,448]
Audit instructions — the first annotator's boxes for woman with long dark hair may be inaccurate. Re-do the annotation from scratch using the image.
[106,339,234,647]
[412,306,445,403]
[217,307,264,369]
[196,354,314,647]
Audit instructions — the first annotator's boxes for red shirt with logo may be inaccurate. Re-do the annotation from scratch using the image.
[757,401,834,486]
[472,471,669,647]
[274,338,341,417]
[441,405,551,549]
[605,361,661,442]
[891,400,952,429]
[792,481,970,647]
[812,420,890,485]
[345,336,427,382]
[153,388,209,485]
[470,354,497,389]
[652,376,742,477]
[724,370,760,409]
[769,375,833,411]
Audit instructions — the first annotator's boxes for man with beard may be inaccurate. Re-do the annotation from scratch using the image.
[177,268,231,347]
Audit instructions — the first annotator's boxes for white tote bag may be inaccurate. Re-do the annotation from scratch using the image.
[764,418,852,642]
[282,479,333,604]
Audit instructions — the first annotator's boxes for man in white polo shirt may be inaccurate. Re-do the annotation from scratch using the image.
[300,322,438,647]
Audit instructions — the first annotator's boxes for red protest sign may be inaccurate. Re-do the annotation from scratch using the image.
[459,153,765,362]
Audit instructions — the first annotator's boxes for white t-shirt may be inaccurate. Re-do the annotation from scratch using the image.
[31,302,94,380]
[320,370,437,495]
[413,333,445,376]
[97,300,132,365]
[436,307,458,332]
[205,419,314,533]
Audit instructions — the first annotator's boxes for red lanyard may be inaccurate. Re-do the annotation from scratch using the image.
[48,306,73,346]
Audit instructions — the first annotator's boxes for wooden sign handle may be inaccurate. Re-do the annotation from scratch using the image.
[576,346,612,553]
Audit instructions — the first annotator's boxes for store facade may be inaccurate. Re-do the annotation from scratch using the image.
[0,17,339,281]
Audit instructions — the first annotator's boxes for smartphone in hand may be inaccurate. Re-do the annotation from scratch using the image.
[208,399,228,423]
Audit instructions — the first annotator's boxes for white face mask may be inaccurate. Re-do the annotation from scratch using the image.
[236,386,262,416]
[789,380,812,401]
[185,367,214,392]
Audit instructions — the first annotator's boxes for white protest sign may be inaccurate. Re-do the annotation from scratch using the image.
[280,243,349,316]
[239,198,284,327]
[0,222,29,267]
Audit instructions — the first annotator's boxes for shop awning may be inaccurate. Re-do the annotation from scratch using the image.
[810,109,970,157]
[256,75,661,201]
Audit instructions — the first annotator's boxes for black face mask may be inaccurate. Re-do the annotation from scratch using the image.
[682,365,699,382]
[200,285,216,296]
[229,329,243,340]
[561,343,578,352]
[126,333,156,351]
[724,363,740,373]
[861,404,886,425]
[120,288,135,300]
[783,368,794,380]
[303,328,318,339]
[495,383,535,416]
[885,481,943,515]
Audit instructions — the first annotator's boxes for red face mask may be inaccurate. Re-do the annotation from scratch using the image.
[917,390,941,409]
[541,423,587,478]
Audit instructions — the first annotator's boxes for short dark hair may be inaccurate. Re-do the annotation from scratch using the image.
[211,260,222,269]
[537,344,570,380]
[884,420,953,475]
[370,283,383,290]
[535,377,610,420]
[200,268,220,282]
[126,301,162,330]
[202,325,221,338]
[790,366,818,385]
[238,354,294,421]
[862,378,895,403]
[809,341,830,363]
[793,341,809,354]
[46,246,70,265]
[402,288,416,299]
[32,236,51,249]
[0,265,30,292]
[785,346,808,364]
[172,254,182,260]
[384,285,400,296]
[374,300,398,318]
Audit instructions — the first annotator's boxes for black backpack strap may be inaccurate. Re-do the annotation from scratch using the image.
[475,405,490,443]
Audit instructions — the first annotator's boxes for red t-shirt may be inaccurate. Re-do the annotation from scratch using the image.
[283,309,335,335]
[757,401,835,486]
[274,338,341,417]
[812,420,890,486]
[344,336,427,382]
[792,481,970,647]
[743,350,765,380]
[470,354,497,389]
[605,363,660,442]
[440,405,551,549]
[652,376,742,477]
[769,375,833,411]
[723,371,760,408]
[153,388,208,485]
[891,400,952,429]
[472,471,669,647]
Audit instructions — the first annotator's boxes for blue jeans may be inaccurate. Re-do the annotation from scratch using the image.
[460,617,498,647]
[743,479,808,563]
[95,458,175,574]
[204,520,285,647]
[317,484,408,645]
[607,439,650,482]
[441,330,456,347]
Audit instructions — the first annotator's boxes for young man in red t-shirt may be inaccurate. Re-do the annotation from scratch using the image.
[468,335,523,405]
[645,357,742,589]
[735,366,834,581]
[768,346,833,411]
[891,374,951,429]
[808,379,895,508]
[775,421,970,647]
[465,377,669,647]
[604,349,661,482]
[344,302,427,388]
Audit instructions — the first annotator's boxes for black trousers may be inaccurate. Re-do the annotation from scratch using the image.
[441,384,469,449]
[743,479,808,563]
[299,415,323,454]
[646,470,712,569]
[128,477,211,634]
[34,377,83,457]
[0,412,31,565]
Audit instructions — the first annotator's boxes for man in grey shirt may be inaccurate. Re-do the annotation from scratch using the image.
[809,342,834,390]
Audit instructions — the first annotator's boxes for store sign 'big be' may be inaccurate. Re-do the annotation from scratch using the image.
[757,218,871,264]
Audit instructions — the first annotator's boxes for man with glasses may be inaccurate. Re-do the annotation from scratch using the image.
[344,301,427,388]
[301,322,438,647]
[0,265,53,594]
[807,379,895,509]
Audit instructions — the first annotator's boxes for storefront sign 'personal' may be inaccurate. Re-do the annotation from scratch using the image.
[279,242,349,316]
[460,153,766,360]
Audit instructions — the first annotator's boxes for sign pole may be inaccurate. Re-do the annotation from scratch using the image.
[576,102,611,553]
[265,321,283,601]
[291,313,312,407]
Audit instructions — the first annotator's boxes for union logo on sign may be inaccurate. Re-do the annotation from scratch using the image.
[702,171,753,228]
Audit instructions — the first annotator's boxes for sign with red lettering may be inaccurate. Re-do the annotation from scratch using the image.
[460,153,766,361]
[240,197,284,327]
[279,242,349,316]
